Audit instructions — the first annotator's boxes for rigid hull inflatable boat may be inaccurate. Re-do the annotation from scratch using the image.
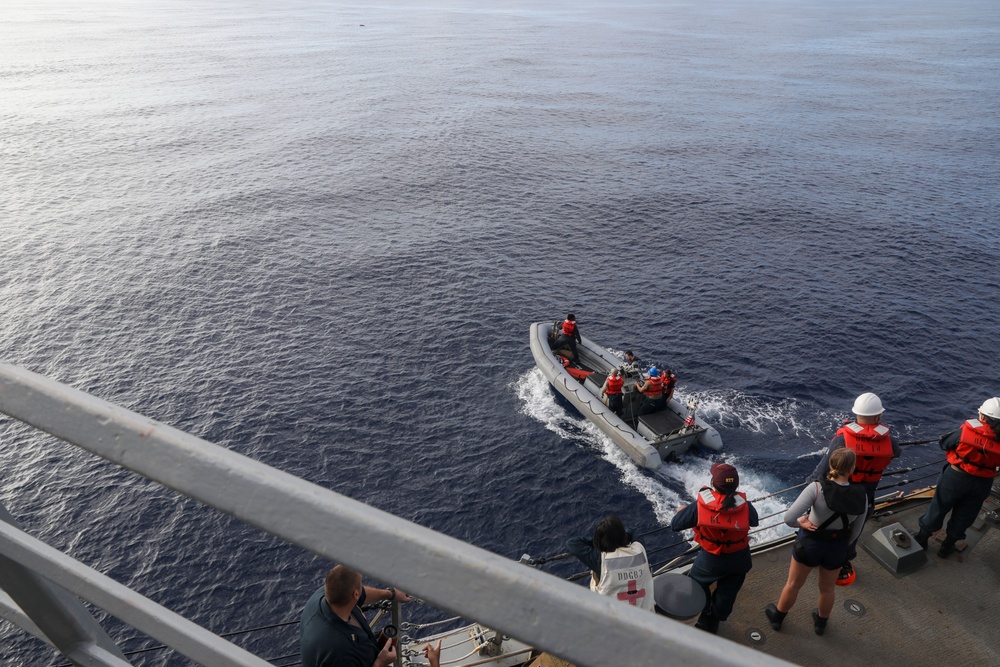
[529,321,723,469]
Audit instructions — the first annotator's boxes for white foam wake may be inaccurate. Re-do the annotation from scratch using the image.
[514,367,798,540]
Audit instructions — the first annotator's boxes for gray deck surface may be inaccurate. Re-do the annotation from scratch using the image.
[711,497,1000,666]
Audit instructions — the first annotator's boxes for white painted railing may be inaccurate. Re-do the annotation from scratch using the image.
[0,364,795,667]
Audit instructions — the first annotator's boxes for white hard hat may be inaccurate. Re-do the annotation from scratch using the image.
[852,392,885,416]
[978,397,1000,420]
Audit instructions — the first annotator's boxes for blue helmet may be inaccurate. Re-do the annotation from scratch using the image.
[648,367,660,377]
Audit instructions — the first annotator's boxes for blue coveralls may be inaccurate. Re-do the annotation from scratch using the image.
[919,430,996,541]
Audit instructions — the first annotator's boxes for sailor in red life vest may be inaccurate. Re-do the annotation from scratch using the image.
[566,516,655,612]
[808,392,900,583]
[600,368,625,416]
[670,463,758,634]
[915,397,1000,558]
[662,368,678,403]
[552,313,581,359]
[635,367,666,415]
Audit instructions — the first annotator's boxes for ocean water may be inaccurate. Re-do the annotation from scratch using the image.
[2,0,999,663]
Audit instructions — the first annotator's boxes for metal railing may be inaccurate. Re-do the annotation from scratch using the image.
[0,363,795,667]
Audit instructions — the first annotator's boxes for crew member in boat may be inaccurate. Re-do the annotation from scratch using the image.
[552,313,581,359]
[670,463,758,634]
[566,515,655,612]
[766,448,867,636]
[914,397,1000,559]
[635,367,666,415]
[620,350,641,376]
[600,368,625,416]
[808,392,900,585]
[662,368,677,403]
[300,565,423,667]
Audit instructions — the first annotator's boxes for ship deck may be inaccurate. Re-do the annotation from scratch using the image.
[713,493,1000,666]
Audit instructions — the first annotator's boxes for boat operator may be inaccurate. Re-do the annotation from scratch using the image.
[620,350,641,376]
[566,516,655,612]
[635,367,667,415]
[300,565,438,667]
[914,397,1000,559]
[808,392,900,586]
[670,463,758,635]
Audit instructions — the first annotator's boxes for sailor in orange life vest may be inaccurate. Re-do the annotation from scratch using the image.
[600,368,625,416]
[766,448,867,636]
[808,392,900,584]
[635,367,667,415]
[566,516,655,612]
[661,368,677,403]
[914,397,1000,559]
[552,313,581,359]
[669,463,758,634]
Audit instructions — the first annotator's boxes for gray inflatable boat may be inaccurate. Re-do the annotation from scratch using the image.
[529,321,723,469]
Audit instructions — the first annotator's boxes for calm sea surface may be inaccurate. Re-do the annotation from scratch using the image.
[2,0,999,663]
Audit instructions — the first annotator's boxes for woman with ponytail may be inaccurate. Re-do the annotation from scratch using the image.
[766,448,868,636]
[670,463,758,634]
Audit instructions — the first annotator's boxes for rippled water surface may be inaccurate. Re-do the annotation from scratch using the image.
[2,0,999,663]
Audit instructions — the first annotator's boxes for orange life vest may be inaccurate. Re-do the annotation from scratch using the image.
[693,488,750,555]
[605,375,624,395]
[837,422,894,483]
[641,375,663,398]
[561,319,576,336]
[947,419,1000,478]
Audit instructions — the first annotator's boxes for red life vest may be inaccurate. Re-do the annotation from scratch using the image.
[947,419,1000,478]
[693,488,750,555]
[605,375,624,395]
[561,319,576,336]
[837,422,894,483]
[641,375,663,398]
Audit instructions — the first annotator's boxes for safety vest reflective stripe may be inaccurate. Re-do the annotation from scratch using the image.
[693,488,750,555]
[838,422,894,483]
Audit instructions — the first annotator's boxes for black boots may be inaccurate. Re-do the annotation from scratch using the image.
[765,603,786,631]
[695,610,720,634]
[938,536,957,558]
[766,603,828,635]
[812,609,828,635]
[914,526,931,550]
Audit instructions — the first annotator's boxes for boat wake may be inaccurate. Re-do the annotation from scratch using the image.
[514,368,796,539]
[514,368,683,521]
[682,388,835,442]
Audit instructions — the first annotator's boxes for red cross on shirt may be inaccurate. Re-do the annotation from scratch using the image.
[617,580,646,605]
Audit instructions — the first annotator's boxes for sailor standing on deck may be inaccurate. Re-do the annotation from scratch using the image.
[914,397,1000,558]
[766,449,867,636]
[566,516,655,612]
[670,463,758,634]
[808,392,900,585]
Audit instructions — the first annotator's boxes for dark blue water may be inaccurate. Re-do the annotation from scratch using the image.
[2,0,999,663]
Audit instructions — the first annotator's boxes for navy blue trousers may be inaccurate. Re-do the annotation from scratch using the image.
[919,464,994,541]
[688,549,752,621]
